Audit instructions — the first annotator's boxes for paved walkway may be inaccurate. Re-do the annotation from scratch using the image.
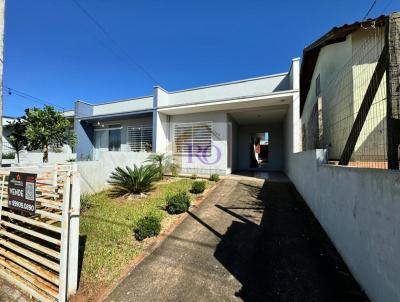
[106,176,366,302]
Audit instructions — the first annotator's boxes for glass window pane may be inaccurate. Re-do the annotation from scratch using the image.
[109,129,121,151]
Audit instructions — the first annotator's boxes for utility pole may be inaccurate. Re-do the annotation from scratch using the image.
[0,0,5,165]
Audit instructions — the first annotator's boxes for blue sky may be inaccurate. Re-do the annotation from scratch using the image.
[3,0,400,116]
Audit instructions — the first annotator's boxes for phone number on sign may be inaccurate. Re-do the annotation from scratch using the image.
[8,199,34,212]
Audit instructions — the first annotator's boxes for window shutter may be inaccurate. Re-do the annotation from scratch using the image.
[174,122,212,156]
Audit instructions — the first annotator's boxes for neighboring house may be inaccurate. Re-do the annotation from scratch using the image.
[72,59,301,175]
[300,14,400,167]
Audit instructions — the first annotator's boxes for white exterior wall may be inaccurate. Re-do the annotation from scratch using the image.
[78,151,149,194]
[169,112,228,175]
[92,96,153,115]
[153,111,169,153]
[166,74,290,107]
[285,149,400,302]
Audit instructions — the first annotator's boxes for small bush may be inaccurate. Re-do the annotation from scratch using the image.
[209,174,220,182]
[134,213,162,241]
[80,194,94,212]
[171,166,179,177]
[191,181,206,194]
[166,191,191,214]
[190,174,197,179]
[2,152,15,159]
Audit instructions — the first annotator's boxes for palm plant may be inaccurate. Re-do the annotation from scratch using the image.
[146,153,179,178]
[108,165,160,197]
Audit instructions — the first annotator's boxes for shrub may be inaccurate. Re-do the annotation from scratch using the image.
[209,174,220,182]
[80,193,94,212]
[134,213,162,241]
[171,165,179,177]
[190,174,197,180]
[108,164,160,197]
[191,181,206,194]
[2,152,15,159]
[166,191,191,214]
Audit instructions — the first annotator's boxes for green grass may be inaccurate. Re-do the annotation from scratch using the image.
[79,179,210,286]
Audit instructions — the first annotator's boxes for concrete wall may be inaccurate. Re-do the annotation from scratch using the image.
[78,151,149,194]
[169,111,228,175]
[237,123,284,171]
[285,149,400,302]
[16,151,76,165]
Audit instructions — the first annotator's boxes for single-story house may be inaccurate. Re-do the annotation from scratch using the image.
[71,59,301,175]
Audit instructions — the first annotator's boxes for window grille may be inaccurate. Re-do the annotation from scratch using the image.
[127,126,152,152]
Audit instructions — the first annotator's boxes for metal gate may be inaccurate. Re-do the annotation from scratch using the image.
[0,163,80,302]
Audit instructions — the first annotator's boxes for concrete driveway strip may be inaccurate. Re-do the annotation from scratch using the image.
[105,177,367,302]
[105,179,259,302]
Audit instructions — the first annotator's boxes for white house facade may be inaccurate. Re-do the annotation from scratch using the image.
[72,59,301,175]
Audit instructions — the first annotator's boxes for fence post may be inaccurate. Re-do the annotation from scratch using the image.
[67,163,80,297]
[58,170,71,302]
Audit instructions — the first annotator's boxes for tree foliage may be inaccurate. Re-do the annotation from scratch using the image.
[24,106,76,162]
[5,118,27,163]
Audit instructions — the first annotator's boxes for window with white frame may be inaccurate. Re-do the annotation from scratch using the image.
[127,125,152,152]
[174,121,212,156]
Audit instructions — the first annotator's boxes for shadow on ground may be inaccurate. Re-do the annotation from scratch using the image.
[213,180,368,302]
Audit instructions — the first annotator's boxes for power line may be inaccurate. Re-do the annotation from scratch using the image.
[362,0,378,20]
[3,86,66,111]
[71,0,158,85]
[380,0,394,15]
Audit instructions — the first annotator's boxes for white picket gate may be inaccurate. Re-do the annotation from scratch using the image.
[0,163,80,301]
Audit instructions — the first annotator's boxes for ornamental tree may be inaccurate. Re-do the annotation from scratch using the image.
[24,106,76,163]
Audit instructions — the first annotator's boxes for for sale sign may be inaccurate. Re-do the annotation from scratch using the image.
[8,172,37,215]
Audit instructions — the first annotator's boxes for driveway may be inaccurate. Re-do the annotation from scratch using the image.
[106,176,367,302]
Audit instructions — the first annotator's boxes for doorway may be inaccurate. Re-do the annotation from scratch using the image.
[249,132,269,169]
